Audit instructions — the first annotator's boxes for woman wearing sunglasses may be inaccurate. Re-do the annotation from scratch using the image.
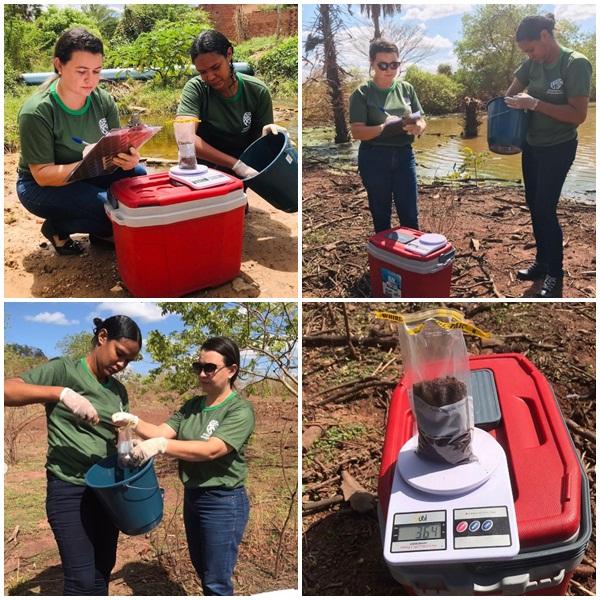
[349,38,427,233]
[112,336,255,596]
[4,315,142,595]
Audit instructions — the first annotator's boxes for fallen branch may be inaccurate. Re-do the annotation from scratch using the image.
[565,418,596,444]
[302,424,326,451]
[570,579,595,596]
[303,333,397,349]
[314,379,396,406]
[302,494,344,514]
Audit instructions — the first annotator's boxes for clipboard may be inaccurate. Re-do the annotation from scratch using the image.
[67,124,162,182]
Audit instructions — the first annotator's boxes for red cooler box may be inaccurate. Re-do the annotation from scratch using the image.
[106,172,246,297]
[378,354,591,595]
[368,227,455,298]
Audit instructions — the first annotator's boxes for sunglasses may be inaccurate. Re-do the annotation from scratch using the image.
[191,362,226,376]
[376,61,400,71]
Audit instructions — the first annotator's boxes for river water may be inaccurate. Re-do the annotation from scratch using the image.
[304,104,596,203]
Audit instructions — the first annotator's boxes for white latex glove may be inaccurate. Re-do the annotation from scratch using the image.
[233,159,260,179]
[505,93,539,111]
[112,411,139,428]
[262,123,288,136]
[59,387,99,425]
[131,437,168,464]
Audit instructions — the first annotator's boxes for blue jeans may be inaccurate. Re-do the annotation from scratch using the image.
[358,143,418,233]
[16,165,146,238]
[45,473,119,595]
[184,486,250,596]
[521,138,578,277]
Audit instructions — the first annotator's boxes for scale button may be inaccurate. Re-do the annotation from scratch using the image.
[482,519,494,532]
[456,521,468,533]
[469,520,481,532]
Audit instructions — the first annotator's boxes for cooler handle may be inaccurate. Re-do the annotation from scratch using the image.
[438,248,455,267]
[473,569,566,594]
[107,189,119,209]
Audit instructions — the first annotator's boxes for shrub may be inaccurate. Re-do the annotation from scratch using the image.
[255,36,298,94]
[404,65,464,115]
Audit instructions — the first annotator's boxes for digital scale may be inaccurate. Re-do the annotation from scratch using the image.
[404,233,449,257]
[169,165,232,190]
[383,427,519,566]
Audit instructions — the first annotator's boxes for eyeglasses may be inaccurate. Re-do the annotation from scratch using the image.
[191,362,226,376]
[376,61,400,71]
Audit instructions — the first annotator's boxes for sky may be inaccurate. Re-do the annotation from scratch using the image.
[302,4,596,74]
[4,302,295,381]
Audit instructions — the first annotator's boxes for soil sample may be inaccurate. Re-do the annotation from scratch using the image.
[413,375,472,464]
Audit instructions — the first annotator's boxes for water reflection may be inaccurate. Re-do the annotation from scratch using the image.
[304,105,596,202]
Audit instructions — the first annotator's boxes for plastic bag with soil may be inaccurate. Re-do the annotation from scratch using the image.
[397,311,475,465]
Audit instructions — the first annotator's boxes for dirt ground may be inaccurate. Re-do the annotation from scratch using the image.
[302,302,596,596]
[4,154,298,298]
[302,165,595,298]
[4,391,297,596]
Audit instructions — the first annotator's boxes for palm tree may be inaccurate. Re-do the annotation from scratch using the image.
[358,4,402,40]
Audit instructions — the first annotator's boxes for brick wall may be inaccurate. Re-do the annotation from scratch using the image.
[199,4,297,42]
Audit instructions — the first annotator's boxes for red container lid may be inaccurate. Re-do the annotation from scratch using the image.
[368,226,453,262]
[378,353,582,549]
[109,171,243,209]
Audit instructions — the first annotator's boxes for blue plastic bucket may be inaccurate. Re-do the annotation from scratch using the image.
[487,96,529,155]
[238,131,298,213]
[85,454,163,536]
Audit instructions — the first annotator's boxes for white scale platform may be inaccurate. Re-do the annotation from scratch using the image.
[169,165,232,190]
[383,428,519,565]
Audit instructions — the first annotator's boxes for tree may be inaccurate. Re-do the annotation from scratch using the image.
[305,5,350,143]
[145,303,298,396]
[57,331,94,361]
[455,4,540,98]
[107,20,207,86]
[34,6,101,50]
[82,4,120,41]
[354,4,402,40]
[404,66,463,114]
[437,63,453,77]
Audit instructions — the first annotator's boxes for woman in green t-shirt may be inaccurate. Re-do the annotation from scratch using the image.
[349,38,427,233]
[16,28,145,256]
[177,29,285,179]
[4,315,142,595]
[505,14,592,298]
[112,336,255,596]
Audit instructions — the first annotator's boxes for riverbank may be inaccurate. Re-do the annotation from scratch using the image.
[4,154,297,298]
[302,164,595,298]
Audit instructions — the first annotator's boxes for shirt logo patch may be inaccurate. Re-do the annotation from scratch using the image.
[201,419,220,440]
[547,78,564,95]
[242,111,252,132]
[99,118,109,135]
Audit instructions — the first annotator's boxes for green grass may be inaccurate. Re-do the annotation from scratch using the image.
[308,424,368,462]
[4,478,47,537]
[4,85,31,151]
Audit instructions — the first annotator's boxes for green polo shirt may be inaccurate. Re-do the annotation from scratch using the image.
[515,46,592,146]
[18,81,120,174]
[166,391,255,489]
[21,356,128,485]
[177,72,274,158]
[349,79,424,147]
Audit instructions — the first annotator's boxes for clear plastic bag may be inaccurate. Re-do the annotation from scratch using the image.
[376,309,490,465]
[117,426,135,468]
[173,117,199,170]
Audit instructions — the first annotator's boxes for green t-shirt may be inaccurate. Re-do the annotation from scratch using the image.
[21,356,128,485]
[166,391,255,489]
[18,81,120,174]
[177,72,274,158]
[349,79,424,147]
[514,47,592,147]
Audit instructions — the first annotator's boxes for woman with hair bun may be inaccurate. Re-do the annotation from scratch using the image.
[177,29,284,179]
[112,336,255,596]
[4,315,142,595]
[16,28,146,256]
[505,13,592,297]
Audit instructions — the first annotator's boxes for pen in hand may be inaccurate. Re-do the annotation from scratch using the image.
[71,136,92,146]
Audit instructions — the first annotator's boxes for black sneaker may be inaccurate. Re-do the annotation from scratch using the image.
[516,262,547,281]
[537,275,563,298]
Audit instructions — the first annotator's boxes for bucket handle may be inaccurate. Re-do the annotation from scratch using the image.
[125,482,160,492]
[438,248,455,266]
[107,189,119,209]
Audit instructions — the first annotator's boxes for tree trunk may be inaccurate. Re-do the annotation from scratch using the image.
[373,9,381,39]
[319,4,350,144]
[462,97,481,138]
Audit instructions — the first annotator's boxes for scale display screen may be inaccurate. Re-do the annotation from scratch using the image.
[396,523,443,541]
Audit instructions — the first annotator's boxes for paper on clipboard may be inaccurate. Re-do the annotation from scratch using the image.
[67,124,162,182]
